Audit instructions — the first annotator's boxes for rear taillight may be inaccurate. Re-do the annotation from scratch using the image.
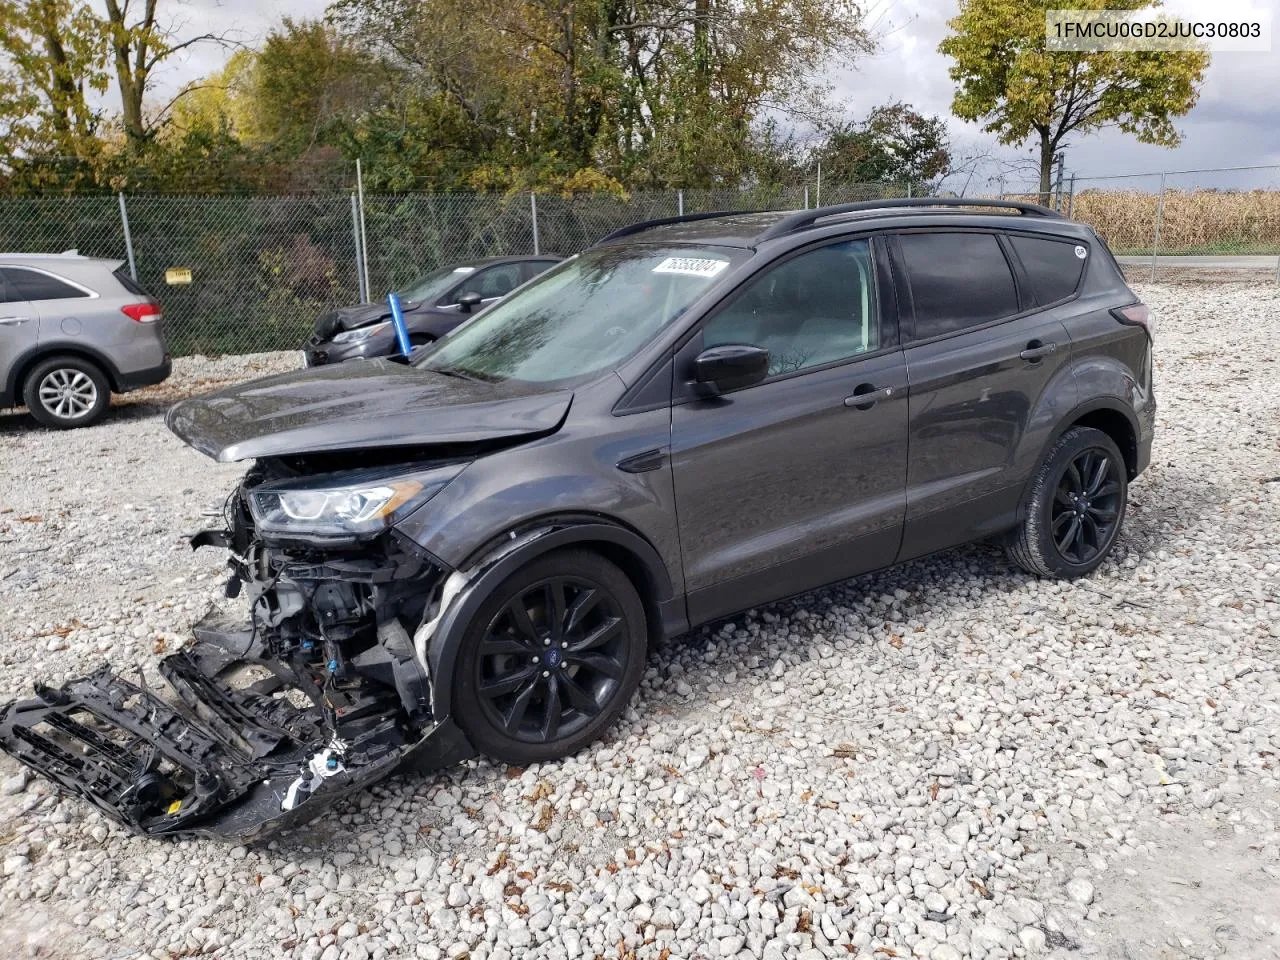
[121,300,161,323]
[1111,302,1151,337]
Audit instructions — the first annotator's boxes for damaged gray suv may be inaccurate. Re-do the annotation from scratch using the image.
[0,199,1154,840]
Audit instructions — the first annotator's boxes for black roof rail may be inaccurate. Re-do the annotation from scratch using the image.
[594,208,765,245]
[754,197,1065,242]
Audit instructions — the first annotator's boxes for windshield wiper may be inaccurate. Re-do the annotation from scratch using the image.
[427,365,481,382]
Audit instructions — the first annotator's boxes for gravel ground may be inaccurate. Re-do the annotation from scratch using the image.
[1,283,1278,960]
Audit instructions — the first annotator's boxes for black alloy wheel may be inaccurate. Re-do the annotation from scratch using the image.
[1007,425,1129,578]
[476,576,626,743]
[1050,447,1123,565]
[453,549,646,764]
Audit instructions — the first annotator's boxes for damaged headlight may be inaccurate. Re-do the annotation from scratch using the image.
[332,322,390,343]
[247,464,463,537]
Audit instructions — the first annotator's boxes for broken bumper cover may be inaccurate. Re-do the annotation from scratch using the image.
[0,617,474,841]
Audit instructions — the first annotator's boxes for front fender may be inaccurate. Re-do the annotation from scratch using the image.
[412,519,678,720]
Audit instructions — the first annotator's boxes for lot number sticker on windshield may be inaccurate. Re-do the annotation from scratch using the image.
[653,257,729,277]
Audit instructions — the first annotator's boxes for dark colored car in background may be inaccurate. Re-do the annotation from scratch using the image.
[305,255,561,366]
[0,199,1154,840]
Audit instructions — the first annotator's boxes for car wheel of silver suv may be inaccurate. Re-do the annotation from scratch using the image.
[23,355,110,429]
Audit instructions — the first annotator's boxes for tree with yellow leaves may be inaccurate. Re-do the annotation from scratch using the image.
[939,0,1209,200]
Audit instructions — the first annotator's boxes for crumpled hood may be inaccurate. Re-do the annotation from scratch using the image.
[166,360,572,462]
[314,303,395,339]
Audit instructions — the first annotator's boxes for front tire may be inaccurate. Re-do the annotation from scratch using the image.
[452,549,647,765]
[1007,426,1128,578]
[23,355,110,429]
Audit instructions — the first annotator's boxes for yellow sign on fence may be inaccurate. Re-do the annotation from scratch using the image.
[165,267,193,285]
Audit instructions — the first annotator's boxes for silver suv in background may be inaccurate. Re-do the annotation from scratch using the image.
[0,252,171,428]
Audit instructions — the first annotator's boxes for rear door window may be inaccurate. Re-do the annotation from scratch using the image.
[0,272,23,304]
[521,260,555,283]
[0,266,91,302]
[898,233,1019,340]
[1009,235,1087,304]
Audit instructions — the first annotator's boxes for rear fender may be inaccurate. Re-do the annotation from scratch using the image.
[1014,393,1143,525]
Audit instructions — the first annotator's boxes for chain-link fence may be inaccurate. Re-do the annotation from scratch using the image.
[2,170,1277,358]
[0,184,917,357]
[986,164,1280,283]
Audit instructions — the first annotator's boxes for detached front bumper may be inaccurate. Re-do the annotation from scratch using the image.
[0,616,474,841]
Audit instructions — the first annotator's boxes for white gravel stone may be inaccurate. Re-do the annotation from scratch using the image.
[0,771,28,796]
[1066,878,1096,905]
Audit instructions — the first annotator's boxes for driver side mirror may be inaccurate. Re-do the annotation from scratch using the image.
[457,291,483,313]
[693,344,770,394]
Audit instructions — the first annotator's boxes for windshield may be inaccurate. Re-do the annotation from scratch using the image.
[397,265,477,304]
[417,245,744,383]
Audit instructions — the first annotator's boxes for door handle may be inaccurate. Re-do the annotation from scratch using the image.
[844,383,895,410]
[0,316,30,326]
[1019,340,1058,361]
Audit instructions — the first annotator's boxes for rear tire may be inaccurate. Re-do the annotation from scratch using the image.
[23,355,110,429]
[1007,426,1128,578]
[452,549,647,765]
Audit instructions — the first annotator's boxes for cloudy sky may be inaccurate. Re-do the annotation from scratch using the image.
[162,0,1280,191]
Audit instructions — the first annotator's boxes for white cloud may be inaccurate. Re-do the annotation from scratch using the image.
[836,0,1280,186]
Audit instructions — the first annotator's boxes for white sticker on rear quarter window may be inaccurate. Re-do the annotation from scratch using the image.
[652,257,729,277]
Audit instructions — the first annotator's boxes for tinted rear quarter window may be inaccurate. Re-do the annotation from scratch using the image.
[898,233,1018,339]
[0,266,91,301]
[113,265,149,297]
[1009,235,1086,304]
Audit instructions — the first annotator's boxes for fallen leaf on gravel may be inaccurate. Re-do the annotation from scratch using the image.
[532,805,553,831]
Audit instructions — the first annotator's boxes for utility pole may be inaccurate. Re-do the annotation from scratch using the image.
[355,159,371,299]
[1052,151,1066,211]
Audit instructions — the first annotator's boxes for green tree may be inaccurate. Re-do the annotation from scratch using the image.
[939,0,1209,200]
[100,0,232,150]
[815,102,951,188]
[0,0,107,159]
[234,19,371,152]
[328,0,873,190]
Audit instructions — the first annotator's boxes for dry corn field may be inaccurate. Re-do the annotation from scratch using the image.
[1007,189,1280,254]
